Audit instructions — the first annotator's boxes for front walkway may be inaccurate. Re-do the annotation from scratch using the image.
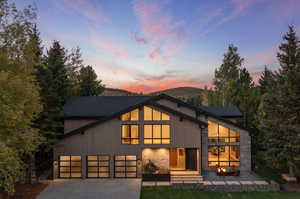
[36,179,141,199]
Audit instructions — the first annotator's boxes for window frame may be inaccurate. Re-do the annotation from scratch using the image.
[121,109,139,121]
[58,155,82,178]
[114,155,137,178]
[144,106,170,121]
[208,145,240,167]
[121,124,139,145]
[143,124,171,145]
[208,121,240,143]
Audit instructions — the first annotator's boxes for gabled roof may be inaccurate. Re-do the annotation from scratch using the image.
[199,106,243,118]
[61,94,247,139]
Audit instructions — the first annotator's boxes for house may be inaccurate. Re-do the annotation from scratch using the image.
[53,94,251,181]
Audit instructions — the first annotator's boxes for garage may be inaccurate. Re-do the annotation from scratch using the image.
[114,155,137,178]
[59,156,82,178]
[87,155,110,178]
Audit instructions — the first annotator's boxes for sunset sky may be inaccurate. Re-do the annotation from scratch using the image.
[16,0,300,93]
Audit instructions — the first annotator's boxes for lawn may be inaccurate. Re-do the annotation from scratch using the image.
[141,187,300,199]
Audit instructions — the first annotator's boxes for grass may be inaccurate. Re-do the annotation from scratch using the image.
[141,186,300,199]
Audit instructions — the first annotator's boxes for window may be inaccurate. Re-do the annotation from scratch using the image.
[121,109,139,121]
[114,155,137,178]
[87,155,110,178]
[144,106,170,121]
[208,121,240,143]
[208,146,240,167]
[122,125,139,144]
[59,156,82,178]
[144,125,170,144]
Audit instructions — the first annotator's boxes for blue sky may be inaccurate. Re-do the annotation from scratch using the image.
[16,0,300,93]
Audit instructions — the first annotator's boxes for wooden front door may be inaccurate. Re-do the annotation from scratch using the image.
[185,149,197,170]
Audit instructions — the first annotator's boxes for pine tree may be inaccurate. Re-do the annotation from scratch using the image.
[258,66,275,94]
[77,65,105,96]
[259,26,300,176]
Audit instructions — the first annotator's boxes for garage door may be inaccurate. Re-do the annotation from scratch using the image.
[59,156,82,178]
[87,155,110,178]
[114,155,137,178]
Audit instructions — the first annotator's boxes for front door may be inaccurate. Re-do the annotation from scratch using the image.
[170,148,185,170]
[185,149,197,170]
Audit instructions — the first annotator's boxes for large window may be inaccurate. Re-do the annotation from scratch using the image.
[87,155,110,178]
[122,125,139,144]
[208,146,240,167]
[144,125,170,144]
[208,121,240,143]
[144,106,170,121]
[114,155,137,178]
[59,156,82,178]
[121,109,139,121]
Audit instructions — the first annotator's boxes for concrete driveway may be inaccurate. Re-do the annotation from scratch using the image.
[36,179,141,199]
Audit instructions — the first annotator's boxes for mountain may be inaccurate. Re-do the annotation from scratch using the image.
[101,88,138,96]
[149,87,203,98]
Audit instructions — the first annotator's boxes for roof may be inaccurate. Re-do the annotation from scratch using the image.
[63,96,242,118]
[199,106,243,118]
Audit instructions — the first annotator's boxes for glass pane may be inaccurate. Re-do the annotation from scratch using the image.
[115,156,125,160]
[71,173,81,178]
[87,156,97,161]
[230,137,240,142]
[208,138,218,143]
[88,161,98,167]
[144,106,152,120]
[121,112,130,121]
[153,139,161,144]
[122,125,130,138]
[126,167,137,171]
[208,162,219,167]
[99,167,109,172]
[60,156,70,161]
[99,173,109,177]
[99,162,109,166]
[144,139,152,144]
[161,113,170,120]
[230,162,240,167]
[126,156,136,160]
[131,139,139,144]
[208,146,219,161]
[115,167,126,171]
[122,139,130,144]
[115,161,125,166]
[71,162,81,167]
[162,139,170,144]
[98,156,109,161]
[126,161,137,166]
[60,161,70,166]
[131,125,139,138]
[230,146,240,161]
[219,125,229,137]
[115,173,126,177]
[71,156,81,161]
[144,125,152,138]
[60,167,70,172]
[219,162,230,167]
[162,125,170,138]
[153,125,161,138]
[60,173,70,178]
[153,109,161,120]
[208,121,218,137]
[88,167,98,172]
[88,173,98,178]
[130,109,139,121]
[219,146,230,161]
[126,173,136,177]
[229,130,239,137]
[71,167,81,172]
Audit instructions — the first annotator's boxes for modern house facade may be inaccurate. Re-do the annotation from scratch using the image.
[53,94,251,180]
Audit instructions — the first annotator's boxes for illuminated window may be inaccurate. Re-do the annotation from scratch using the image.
[143,125,170,144]
[87,155,109,178]
[114,155,137,178]
[208,146,240,167]
[121,109,139,121]
[208,121,240,143]
[144,106,170,121]
[122,125,139,144]
[59,156,82,178]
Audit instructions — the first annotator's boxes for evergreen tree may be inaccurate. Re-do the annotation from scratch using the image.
[77,65,105,96]
[259,26,300,176]
[258,66,275,94]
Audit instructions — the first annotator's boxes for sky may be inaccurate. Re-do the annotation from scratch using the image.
[16,0,300,93]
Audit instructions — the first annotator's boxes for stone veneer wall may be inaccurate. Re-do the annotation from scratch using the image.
[142,148,169,170]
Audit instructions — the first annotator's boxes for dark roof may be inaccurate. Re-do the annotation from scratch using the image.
[63,96,242,118]
[199,106,242,118]
[63,96,151,118]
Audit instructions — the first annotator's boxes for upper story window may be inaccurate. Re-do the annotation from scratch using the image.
[121,125,139,144]
[144,106,170,121]
[121,109,139,121]
[144,124,170,144]
[208,121,240,143]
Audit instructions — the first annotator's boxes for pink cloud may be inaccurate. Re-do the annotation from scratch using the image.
[132,0,187,64]
[54,0,109,23]
[254,46,278,65]
[131,32,149,45]
[90,32,130,59]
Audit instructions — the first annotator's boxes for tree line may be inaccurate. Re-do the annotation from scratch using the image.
[0,1,104,194]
